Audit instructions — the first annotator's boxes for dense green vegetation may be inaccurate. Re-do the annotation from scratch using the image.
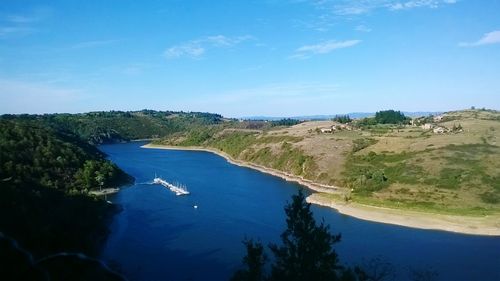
[156,129,316,178]
[171,121,303,149]
[342,140,500,215]
[0,119,132,260]
[374,110,410,124]
[351,138,378,153]
[242,141,316,177]
[343,150,422,194]
[1,110,224,144]
[332,115,352,124]
[270,118,302,127]
[210,132,260,157]
[356,110,410,127]
[0,119,130,193]
[0,110,227,272]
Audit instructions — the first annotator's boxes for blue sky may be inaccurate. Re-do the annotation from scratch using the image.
[1,0,499,117]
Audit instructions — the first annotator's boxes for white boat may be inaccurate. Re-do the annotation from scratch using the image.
[153,176,190,196]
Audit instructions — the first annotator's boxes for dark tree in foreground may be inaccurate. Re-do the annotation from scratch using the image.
[269,191,342,281]
[232,190,359,281]
[231,191,444,281]
[354,257,395,281]
[230,239,267,281]
[0,233,126,281]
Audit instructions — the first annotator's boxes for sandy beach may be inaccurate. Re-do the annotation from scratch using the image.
[142,143,500,236]
[307,193,500,236]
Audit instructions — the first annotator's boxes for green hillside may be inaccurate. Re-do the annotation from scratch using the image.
[0,119,132,258]
[1,110,224,144]
[157,109,500,216]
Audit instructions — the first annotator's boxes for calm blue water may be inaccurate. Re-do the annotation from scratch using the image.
[100,142,500,281]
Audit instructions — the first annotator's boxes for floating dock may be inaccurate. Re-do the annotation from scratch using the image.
[153,177,190,196]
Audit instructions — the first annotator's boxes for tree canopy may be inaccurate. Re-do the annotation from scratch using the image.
[0,119,132,260]
[271,118,302,127]
[374,110,409,124]
[1,110,224,144]
[232,190,358,281]
[333,115,352,124]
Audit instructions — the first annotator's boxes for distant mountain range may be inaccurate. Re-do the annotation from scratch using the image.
[241,112,442,121]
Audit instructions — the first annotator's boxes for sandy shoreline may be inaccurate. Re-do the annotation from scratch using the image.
[142,143,500,236]
[307,194,500,236]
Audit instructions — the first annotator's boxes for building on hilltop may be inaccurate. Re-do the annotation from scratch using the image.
[433,115,445,122]
[421,123,435,130]
[433,126,448,134]
[331,124,352,131]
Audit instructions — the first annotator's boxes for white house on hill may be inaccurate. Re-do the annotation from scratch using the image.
[433,115,445,122]
[433,127,447,134]
[421,123,434,130]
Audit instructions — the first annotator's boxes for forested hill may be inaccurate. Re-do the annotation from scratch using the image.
[0,118,133,263]
[1,110,224,144]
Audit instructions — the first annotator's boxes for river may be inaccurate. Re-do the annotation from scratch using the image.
[100,142,500,281]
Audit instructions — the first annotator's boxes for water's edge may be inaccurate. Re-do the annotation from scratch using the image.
[142,143,500,236]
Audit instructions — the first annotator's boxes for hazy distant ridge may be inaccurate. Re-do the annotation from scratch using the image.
[241,112,442,121]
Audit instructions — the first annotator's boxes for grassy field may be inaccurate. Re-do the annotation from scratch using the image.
[156,109,500,215]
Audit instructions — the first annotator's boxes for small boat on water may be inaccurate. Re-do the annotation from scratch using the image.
[153,176,190,196]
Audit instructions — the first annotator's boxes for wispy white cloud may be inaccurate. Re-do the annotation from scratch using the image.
[4,14,42,24]
[355,25,372,32]
[0,8,52,38]
[163,35,254,59]
[294,0,456,32]
[2,7,52,23]
[70,39,120,49]
[6,15,39,23]
[164,44,205,59]
[292,13,336,32]
[205,35,253,47]
[308,0,457,16]
[459,30,500,47]
[291,39,361,59]
[0,26,33,38]
[388,0,456,10]
[297,40,361,53]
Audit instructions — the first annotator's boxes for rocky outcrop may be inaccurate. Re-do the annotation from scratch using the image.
[88,129,128,145]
